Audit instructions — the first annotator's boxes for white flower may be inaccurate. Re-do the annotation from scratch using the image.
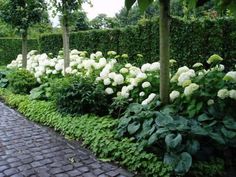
[99,58,107,67]
[150,62,160,71]
[96,51,103,58]
[107,51,117,56]
[108,72,116,79]
[169,91,180,102]
[103,78,111,85]
[141,93,156,105]
[65,67,72,74]
[229,90,236,100]
[90,53,96,60]
[207,54,223,64]
[105,87,114,95]
[125,63,132,68]
[224,71,236,82]
[192,63,203,68]
[213,64,225,71]
[142,81,151,88]
[139,92,145,97]
[127,85,134,91]
[141,63,151,72]
[52,70,57,74]
[114,74,124,85]
[217,89,229,99]
[136,73,147,80]
[184,83,199,96]
[120,68,129,74]
[207,99,215,106]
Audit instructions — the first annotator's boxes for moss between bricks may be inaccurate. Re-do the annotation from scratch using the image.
[0,88,171,177]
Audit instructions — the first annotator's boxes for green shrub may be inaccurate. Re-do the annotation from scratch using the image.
[0,38,38,65]
[38,17,236,67]
[51,76,111,116]
[7,69,38,94]
[0,88,171,177]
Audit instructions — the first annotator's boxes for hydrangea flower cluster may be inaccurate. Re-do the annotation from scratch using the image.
[7,51,236,105]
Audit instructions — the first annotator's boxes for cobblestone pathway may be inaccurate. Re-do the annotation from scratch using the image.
[0,102,134,177]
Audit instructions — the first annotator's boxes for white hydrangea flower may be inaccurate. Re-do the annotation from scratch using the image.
[114,74,124,85]
[139,92,145,97]
[207,54,223,64]
[105,87,114,95]
[192,63,203,68]
[142,81,151,88]
[141,63,151,72]
[120,68,129,74]
[213,64,225,71]
[207,99,215,106]
[170,90,180,102]
[184,83,199,96]
[95,51,103,58]
[217,89,229,99]
[103,78,111,85]
[141,93,156,105]
[125,63,132,68]
[229,90,236,100]
[65,67,72,74]
[99,58,107,67]
[224,71,236,82]
[107,51,117,56]
[149,62,160,71]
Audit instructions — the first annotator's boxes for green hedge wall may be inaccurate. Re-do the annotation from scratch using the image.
[1,17,236,67]
[0,38,38,65]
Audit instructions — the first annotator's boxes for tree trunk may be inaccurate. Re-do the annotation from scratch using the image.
[62,23,70,72]
[159,0,170,104]
[22,32,28,68]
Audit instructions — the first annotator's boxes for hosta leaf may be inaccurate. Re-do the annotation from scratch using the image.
[221,127,236,139]
[164,153,177,168]
[191,125,208,136]
[148,132,158,145]
[155,112,173,126]
[198,113,213,122]
[165,133,182,149]
[209,132,225,144]
[127,122,141,134]
[186,140,200,155]
[175,152,192,175]
[223,118,236,130]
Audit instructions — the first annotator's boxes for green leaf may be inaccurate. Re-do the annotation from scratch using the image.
[175,152,192,175]
[165,133,182,149]
[127,122,141,134]
[155,112,173,126]
[209,132,225,144]
[191,125,208,136]
[148,132,158,145]
[186,140,200,155]
[198,113,213,122]
[221,127,236,139]
[137,0,154,12]
[125,0,136,11]
[223,118,236,130]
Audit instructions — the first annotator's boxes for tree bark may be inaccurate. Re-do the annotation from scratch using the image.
[22,32,28,68]
[62,23,70,72]
[159,0,170,104]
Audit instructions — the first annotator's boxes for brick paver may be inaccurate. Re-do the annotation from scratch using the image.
[0,102,134,177]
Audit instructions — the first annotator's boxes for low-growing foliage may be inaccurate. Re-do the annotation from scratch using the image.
[6,69,38,94]
[0,88,171,177]
[51,76,112,116]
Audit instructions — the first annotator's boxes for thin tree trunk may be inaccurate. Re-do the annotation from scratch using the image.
[22,32,28,68]
[62,23,70,72]
[159,0,170,104]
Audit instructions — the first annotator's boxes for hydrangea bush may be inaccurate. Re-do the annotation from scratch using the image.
[7,50,236,175]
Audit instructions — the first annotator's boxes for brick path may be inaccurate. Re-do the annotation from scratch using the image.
[0,102,134,177]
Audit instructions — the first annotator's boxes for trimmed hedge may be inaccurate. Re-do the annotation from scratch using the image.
[38,17,236,67]
[0,38,38,65]
[1,17,236,67]
[0,88,171,177]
